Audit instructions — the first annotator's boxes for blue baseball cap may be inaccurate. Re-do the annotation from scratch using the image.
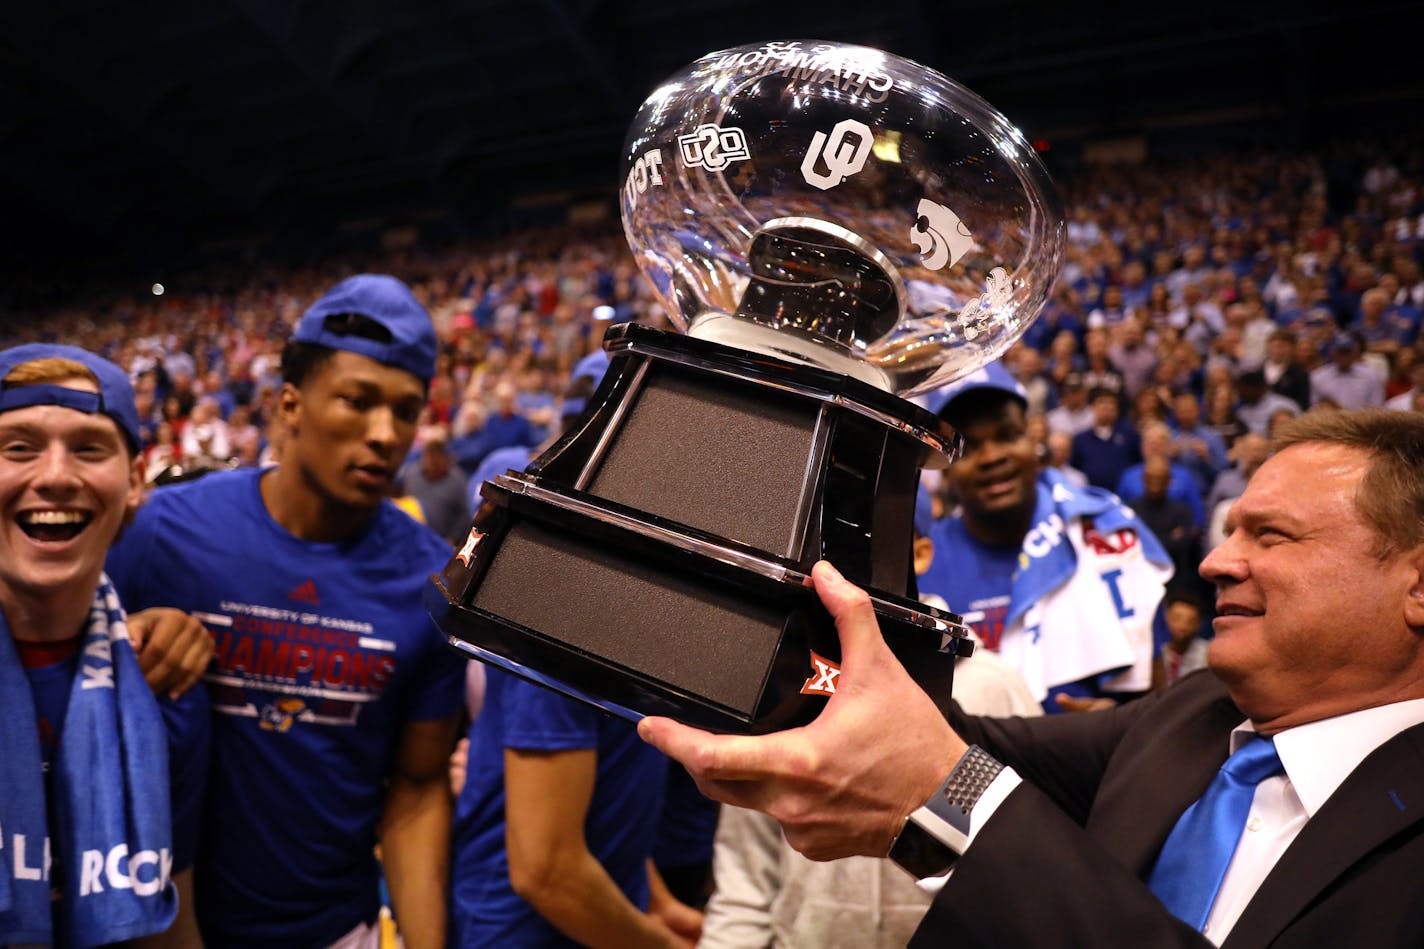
[293,274,437,383]
[921,361,1028,418]
[0,344,141,452]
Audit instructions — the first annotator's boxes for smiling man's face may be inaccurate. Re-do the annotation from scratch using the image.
[0,381,141,610]
[1201,442,1424,731]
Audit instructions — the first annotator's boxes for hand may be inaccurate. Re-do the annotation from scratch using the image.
[127,608,213,699]
[650,898,702,947]
[1053,694,1118,713]
[449,737,470,797]
[639,561,967,862]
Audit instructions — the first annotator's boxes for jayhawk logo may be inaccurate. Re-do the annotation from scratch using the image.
[259,698,306,733]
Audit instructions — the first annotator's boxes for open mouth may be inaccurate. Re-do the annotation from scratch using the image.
[18,510,92,542]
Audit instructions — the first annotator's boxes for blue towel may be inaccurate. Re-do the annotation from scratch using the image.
[0,577,177,948]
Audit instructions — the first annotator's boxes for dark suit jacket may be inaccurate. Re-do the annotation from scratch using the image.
[909,673,1424,948]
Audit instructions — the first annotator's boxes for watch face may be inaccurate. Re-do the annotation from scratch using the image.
[888,819,960,880]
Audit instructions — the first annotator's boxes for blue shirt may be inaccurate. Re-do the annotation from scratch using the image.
[450,669,668,948]
[106,468,465,949]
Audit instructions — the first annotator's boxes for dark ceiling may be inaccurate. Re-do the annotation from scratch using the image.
[2,0,1421,286]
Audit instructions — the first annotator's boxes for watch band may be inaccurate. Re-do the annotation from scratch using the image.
[888,745,1005,879]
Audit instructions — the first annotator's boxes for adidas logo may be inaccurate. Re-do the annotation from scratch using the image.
[288,579,321,604]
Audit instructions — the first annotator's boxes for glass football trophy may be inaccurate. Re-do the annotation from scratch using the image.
[427,40,1064,733]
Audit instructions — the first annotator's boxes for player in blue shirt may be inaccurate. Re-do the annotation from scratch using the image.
[107,275,465,949]
[0,343,209,948]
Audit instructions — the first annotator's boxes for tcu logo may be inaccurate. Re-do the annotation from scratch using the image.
[910,198,975,271]
[678,124,751,172]
[800,119,873,190]
[800,650,842,697]
[457,527,486,568]
[623,149,665,211]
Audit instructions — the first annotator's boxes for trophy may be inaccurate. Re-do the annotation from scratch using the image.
[427,40,1064,733]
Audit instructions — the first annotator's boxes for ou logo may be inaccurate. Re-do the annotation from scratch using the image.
[678,124,751,172]
[801,119,874,191]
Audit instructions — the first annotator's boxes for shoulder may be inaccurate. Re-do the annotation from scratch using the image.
[372,500,454,565]
[138,468,257,519]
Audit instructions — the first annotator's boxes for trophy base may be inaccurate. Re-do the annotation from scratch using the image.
[428,324,972,734]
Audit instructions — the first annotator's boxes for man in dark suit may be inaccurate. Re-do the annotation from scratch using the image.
[642,409,1424,947]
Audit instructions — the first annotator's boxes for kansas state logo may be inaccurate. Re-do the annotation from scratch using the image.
[678,124,751,172]
[801,119,874,190]
[800,650,842,697]
[910,198,975,271]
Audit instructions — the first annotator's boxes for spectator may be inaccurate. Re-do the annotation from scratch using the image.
[1126,456,1200,594]
[402,427,472,547]
[919,365,1172,709]
[1070,388,1141,492]
[1115,422,1206,529]
[1045,372,1093,437]
[1236,369,1301,436]
[1260,329,1311,409]
[1310,333,1386,409]
[1152,589,1211,688]
[1169,391,1229,495]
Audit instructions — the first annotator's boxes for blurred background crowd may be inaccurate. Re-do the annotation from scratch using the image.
[5,141,1422,576]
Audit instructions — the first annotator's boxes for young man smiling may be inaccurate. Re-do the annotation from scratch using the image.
[107,275,465,949]
[918,362,1172,710]
[0,344,208,948]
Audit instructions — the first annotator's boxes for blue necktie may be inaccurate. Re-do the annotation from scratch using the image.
[1147,734,1284,930]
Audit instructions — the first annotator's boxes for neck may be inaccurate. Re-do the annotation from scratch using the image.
[963,506,1034,549]
[2,580,96,645]
[260,465,376,543]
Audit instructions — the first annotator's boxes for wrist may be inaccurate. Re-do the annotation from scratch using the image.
[888,745,1006,879]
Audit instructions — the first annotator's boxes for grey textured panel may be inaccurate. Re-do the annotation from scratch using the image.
[472,519,786,714]
[589,366,816,554]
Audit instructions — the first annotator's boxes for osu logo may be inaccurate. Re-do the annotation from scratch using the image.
[800,119,874,191]
[678,124,751,172]
[799,650,842,697]
[910,198,975,271]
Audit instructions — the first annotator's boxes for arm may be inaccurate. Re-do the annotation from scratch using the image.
[127,608,214,699]
[379,714,460,949]
[646,859,703,945]
[504,747,689,949]
[130,869,202,949]
[697,807,783,949]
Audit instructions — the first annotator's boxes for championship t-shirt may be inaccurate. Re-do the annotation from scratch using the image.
[106,468,465,949]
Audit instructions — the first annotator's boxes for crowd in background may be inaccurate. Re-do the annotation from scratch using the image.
[5,144,1424,578]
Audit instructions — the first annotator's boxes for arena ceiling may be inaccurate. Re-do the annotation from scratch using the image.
[1,0,1420,286]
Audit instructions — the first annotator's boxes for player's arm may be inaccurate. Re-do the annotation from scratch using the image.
[129,868,202,948]
[379,713,461,949]
[505,747,691,949]
[127,608,214,699]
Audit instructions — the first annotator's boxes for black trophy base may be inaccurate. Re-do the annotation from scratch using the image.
[427,324,972,734]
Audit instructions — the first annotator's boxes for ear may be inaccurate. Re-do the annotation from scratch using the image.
[912,535,935,577]
[277,382,303,434]
[123,452,145,528]
[1405,547,1424,632]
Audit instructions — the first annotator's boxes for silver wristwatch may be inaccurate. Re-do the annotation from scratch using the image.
[888,745,1005,878]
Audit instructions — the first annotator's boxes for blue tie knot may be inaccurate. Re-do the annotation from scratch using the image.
[1222,735,1284,785]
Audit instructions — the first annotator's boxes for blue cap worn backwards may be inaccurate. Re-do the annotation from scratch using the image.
[293,274,437,383]
[0,344,142,452]
[921,361,1028,419]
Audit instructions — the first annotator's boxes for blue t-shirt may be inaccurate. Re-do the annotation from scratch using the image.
[105,468,465,949]
[919,518,1019,652]
[24,648,209,886]
[450,669,669,948]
